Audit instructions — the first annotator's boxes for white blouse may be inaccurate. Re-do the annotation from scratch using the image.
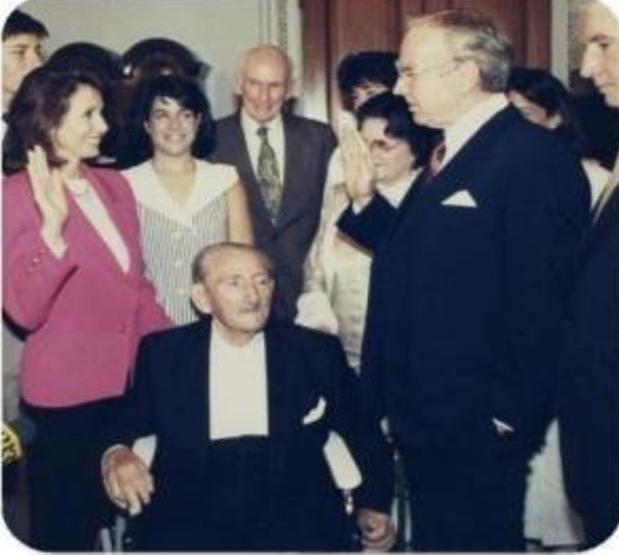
[122,159,238,324]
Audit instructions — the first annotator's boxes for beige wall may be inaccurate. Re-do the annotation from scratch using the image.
[4,0,303,119]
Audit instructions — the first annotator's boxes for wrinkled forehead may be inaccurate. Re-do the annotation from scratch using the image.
[243,50,289,81]
[205,249,272,281]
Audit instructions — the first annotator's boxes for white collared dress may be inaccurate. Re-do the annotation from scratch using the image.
[123,159,237,324]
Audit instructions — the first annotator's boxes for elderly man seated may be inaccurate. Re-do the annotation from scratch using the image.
[100,243,394,551]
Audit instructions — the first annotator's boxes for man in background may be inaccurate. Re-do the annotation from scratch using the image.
[212,45,336,321]
[2,8,48,543]
[2,9,47,116]
[559,0,619,548]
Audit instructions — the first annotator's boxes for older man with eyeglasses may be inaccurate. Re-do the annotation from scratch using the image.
[339,8,591,551]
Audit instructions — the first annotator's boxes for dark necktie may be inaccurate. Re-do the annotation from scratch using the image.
[428,140,446,179]
[256,127,282,222]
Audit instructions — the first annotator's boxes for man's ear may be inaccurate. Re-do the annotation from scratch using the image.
[190,283,211,314]
[459,59,481,95]
[233,71,244,96]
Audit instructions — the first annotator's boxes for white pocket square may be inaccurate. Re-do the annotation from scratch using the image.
[441,189,477,208]
[302,396,326,425]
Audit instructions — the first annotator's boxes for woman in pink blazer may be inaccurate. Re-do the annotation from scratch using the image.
[3,67,170,551]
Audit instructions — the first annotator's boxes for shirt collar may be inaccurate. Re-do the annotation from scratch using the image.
[240,108,283,137]
[211,321,265,352]
[443,93,509,161]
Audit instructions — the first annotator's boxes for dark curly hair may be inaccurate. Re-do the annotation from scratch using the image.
[336,51,398,112]
[356,92,439,168]
[120,75,215,167]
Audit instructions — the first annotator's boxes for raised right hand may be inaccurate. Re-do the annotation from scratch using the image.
[340,123,376,203]
[102,446,154,516]
[26,145,68,241]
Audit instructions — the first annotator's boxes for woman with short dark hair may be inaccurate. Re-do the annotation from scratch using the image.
[122,75,252,324]
[297,92,437,370]
[2,66,170,551]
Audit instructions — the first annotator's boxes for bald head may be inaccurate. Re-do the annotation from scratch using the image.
[234,44,293,124]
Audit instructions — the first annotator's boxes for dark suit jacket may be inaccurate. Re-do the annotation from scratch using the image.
[105,318,391,551]
[559,185,619,541]
[211,113,336,320]
[338,106,590,453]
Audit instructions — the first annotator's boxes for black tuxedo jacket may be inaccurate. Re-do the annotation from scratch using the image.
[559,184,619,538]
[105,318,391,551]
[338,106,590,451]
[211,113,336,320]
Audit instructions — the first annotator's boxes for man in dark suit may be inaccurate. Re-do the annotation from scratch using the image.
[100,243,392,551]
[211,45,336,321]
[338,9,591,551]
[559,1,619,548]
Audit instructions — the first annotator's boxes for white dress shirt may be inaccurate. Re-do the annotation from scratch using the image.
[440,93,510,171]
[240,109,285,181]
[209,326,269,440]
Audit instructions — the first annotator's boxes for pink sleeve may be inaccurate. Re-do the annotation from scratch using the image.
[2,174,77,330]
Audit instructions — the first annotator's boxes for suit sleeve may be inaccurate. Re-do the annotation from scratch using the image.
[2,174,78,330]
[337,194,397,253]
[491,139,590,432]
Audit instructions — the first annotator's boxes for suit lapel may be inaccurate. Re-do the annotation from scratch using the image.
[277,116,307,228]
[180,319,211,444]
[381,107,518,247]
[63,166,135,280]
[265,324,293,436]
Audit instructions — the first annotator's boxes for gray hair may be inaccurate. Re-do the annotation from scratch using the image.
[409,9,513,92]
[191,242,274,283]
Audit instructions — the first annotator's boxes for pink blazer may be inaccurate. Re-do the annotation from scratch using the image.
[3,165,171,408]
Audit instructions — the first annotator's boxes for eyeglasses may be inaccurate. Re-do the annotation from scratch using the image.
[396,58,463,83]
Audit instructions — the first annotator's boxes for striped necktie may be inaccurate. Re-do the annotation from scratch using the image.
[257,126,282,222]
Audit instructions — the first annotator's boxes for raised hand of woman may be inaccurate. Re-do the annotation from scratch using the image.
[340,123,375,203]
[27,145,69,243]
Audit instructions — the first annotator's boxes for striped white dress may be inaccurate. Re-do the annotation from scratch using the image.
[123,159,238,324]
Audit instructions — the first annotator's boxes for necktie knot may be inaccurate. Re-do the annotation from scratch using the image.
[257,126,269,140]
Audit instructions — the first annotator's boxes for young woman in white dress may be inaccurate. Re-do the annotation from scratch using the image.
[122,75,252,324]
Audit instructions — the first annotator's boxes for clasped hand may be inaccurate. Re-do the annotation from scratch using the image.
[102,447,154,516]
